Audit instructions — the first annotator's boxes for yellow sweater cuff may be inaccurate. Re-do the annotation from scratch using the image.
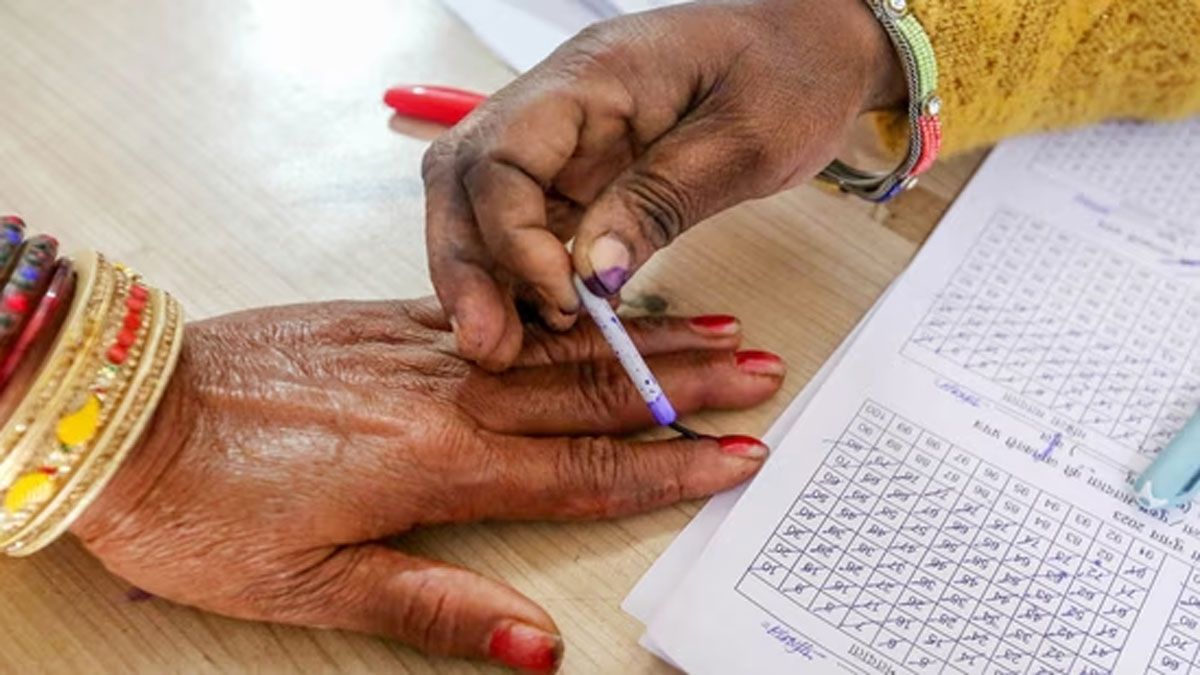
[877,0,1200,157]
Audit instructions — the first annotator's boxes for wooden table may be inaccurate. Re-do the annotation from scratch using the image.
[0,0,986,671]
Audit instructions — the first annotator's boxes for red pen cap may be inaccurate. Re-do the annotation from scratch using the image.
[384,85,487,126]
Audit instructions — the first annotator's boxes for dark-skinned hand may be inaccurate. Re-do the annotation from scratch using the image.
[422,0,905,370]
[63,298,785,672]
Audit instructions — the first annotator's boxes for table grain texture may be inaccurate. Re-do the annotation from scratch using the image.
[0,0,986,672]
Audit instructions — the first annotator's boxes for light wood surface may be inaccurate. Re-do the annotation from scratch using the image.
[0,1,987,672]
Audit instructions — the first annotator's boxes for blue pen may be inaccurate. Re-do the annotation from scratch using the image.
[573,276,699,439]
[1134,412,1200,509]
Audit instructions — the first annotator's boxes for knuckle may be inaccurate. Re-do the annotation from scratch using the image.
[575,360,637,417]
[421,139,456,181]
[687,347,732,373]
[560,436,627,516]
[646,448,690,509]
[571,22,612,49]
[569,14,649,67]
[521,326,573,364]
[569,21,627,61]
[558,437,689,518]
[539,22,638,114]
[692,350,735,404]
[458,154,492,196]
[395,568,463,655]
[622,167,691,248]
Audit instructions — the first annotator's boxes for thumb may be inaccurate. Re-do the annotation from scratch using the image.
[295,545,563,672]
[573,117,780,297]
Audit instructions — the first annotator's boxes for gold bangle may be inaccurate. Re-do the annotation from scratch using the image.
[0,252,185,555]
[0,252,114,487]
[9,291,183,555]
[0,262,141,537]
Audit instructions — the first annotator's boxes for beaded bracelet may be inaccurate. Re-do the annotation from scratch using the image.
[817,0,941,202]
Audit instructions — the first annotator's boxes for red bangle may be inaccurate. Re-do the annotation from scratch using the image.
[0,260,73,391]
[0,235,59,355]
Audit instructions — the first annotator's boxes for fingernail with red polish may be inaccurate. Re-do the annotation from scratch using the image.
[489,621,563,673]
[719,435,769,460]
[689,314,740,336]
[735,349,786,376]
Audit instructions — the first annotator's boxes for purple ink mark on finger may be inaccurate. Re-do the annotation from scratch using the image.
[583,266,628,297]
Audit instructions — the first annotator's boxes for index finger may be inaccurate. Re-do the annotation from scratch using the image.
[457,87,594,322]
[423,143,524,371]
[438,432,769,524]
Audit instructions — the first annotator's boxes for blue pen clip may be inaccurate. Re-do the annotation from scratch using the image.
[1134,411,1200,509]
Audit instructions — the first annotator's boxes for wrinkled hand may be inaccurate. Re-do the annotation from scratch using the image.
[423,0,905,370]
[68,298,785,671]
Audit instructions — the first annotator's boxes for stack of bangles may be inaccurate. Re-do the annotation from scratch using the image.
[0,215,183,556]
[818,0,942,202]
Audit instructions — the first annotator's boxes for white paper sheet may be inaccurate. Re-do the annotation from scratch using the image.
[623,286,892,667]
[641,117,1200,674]
[441,0,688,73]
[622,282,895,620]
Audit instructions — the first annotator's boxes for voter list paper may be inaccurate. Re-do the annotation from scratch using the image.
[623,283,895,666]
[641,117,1200,675]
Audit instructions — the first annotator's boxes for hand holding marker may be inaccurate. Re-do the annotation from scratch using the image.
[387,85,701,439]
[387,87,1200,503]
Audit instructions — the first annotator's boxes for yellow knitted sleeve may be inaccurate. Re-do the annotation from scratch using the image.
[888,0,1200,155]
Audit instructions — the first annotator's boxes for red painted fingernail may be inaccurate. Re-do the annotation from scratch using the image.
[689,314,739,335]
[718,435,769,460]
[489,621,563,673]
[735,350,786,376]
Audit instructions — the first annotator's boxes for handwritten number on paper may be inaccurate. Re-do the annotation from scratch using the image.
[741,400,1173,674]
